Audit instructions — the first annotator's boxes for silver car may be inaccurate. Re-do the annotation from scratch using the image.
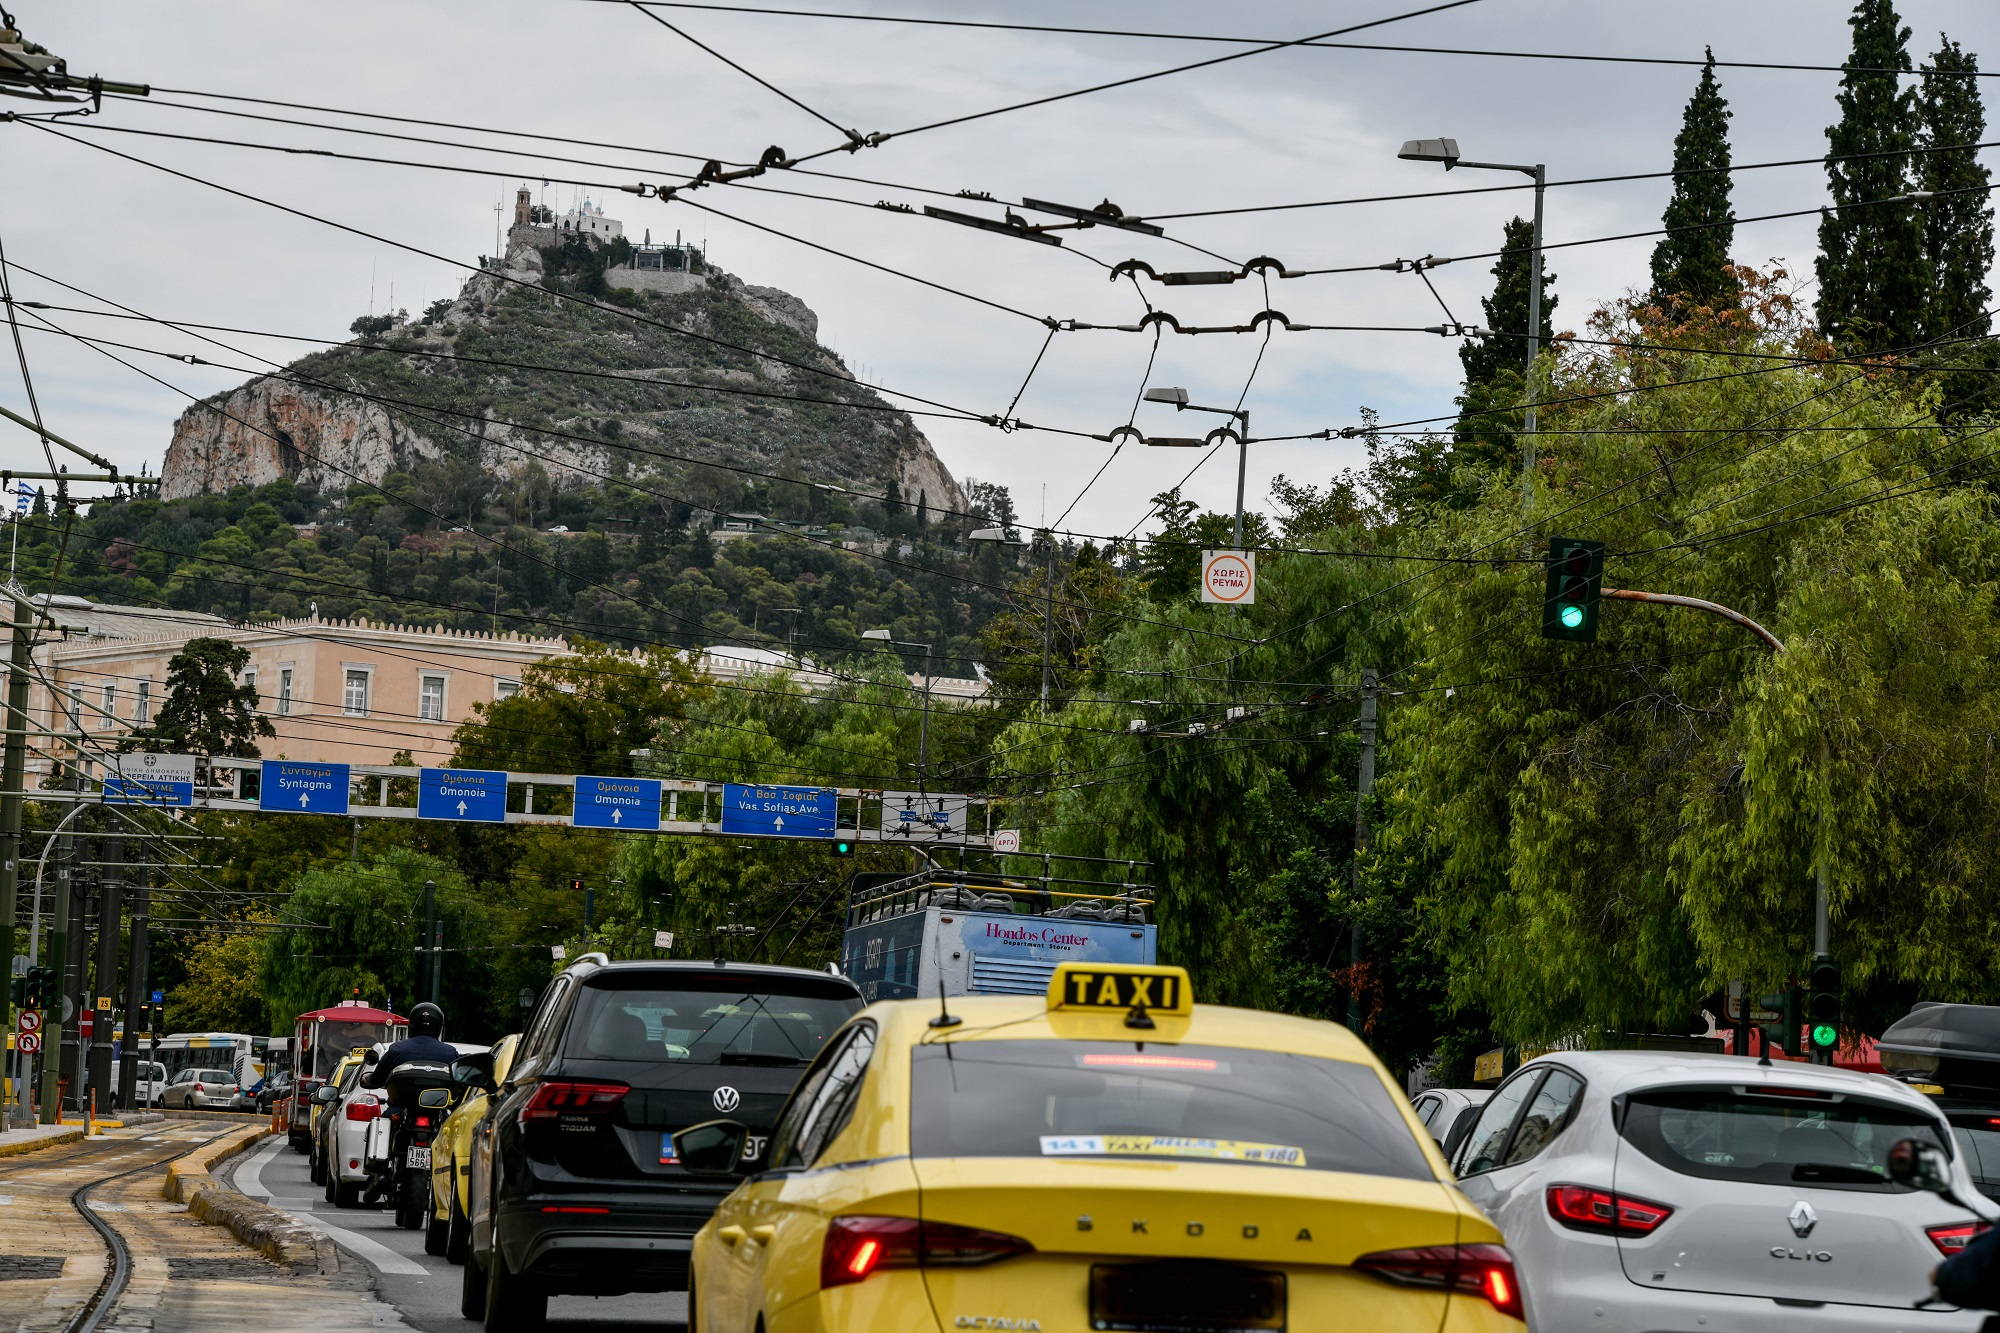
[1412,1085,1491,1161]
[161,1066,245,1110]
[1450,1050,1989,1331]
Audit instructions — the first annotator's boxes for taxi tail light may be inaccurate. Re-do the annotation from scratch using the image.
[517,1080,629,1129]
[1928,1221,1991,1256]
[343,1094,382,1122]
[1545,1184,1673,1235]
[1354,1243,1524,1321]
[819,1216,1033,1289]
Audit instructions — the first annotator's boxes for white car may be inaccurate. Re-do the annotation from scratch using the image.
[324,1046,390,1208]
[1449,1050,1989,1331]
[111,1059,168,1107]
[160,1066,248,1110]
[1411,1084,1491,1160]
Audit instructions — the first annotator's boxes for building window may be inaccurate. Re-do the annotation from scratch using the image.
[100,684,116,729]
[242,670,257,710]
[278,668,293,716]
[419,675,446,722]
[344,669,370,716]
[65,690,81,733]
[136,679,151,724]
[495,679,521,701]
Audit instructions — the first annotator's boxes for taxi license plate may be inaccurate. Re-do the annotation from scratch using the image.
[406,1146,431,1170]
[1090,1263,1285,1332]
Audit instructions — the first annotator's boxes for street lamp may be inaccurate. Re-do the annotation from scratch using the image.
[862,629,933,795]
[1399,137,1547,509]
[1140,387,1251,548]
[969,526,1056,712]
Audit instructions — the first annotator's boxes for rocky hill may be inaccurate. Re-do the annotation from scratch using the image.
[160,225,964,520]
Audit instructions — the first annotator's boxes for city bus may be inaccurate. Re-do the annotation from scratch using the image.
[281,1001,406,1150]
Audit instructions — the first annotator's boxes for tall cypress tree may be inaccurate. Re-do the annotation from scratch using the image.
[1917,36,1993,346]
[1459,216,1556,389]
[1817,0,1929,353]
[1651,49,1737,313]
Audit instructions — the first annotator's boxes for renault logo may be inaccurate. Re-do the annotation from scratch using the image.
[1788,1201,1818,1238]
[713,1086,741,1113]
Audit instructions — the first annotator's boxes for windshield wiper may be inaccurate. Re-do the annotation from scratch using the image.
[719,1051,807,1066]
[1792,1162,1886,1184]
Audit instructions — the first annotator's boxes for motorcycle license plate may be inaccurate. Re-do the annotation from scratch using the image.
[407,1146,431,1170]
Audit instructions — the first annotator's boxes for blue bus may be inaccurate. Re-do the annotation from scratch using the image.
[840,869,1157,1002]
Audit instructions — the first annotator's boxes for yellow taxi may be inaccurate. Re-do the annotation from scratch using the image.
[309,1049,368,1187]
[427,1032,519,1262]
[676,962,1521,1332]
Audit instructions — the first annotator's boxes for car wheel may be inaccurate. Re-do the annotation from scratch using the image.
[687,1269,699,1333]
[445,1185,471,1265]
[484,1244,547,1332]
[398,1167,428,1230]
[424,1206,449,1256]
[334,1179,361,1209]
[460,1249,488,1321]
[323,1163,336,1203]
[309,1141,325,1186]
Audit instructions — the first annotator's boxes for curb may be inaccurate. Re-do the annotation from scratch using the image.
[165,1124,332,1273]
[0,1127,85,1158]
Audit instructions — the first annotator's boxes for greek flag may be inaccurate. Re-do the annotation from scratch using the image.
[13,483,28,517]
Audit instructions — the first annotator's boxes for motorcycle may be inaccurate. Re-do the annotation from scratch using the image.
[361,1060,458,1230]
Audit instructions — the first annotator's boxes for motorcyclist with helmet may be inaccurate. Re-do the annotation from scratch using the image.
[360,1001,459,1227]
[363,1001,457,1086]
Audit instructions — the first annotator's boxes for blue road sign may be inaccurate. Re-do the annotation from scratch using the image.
[103,776,193,807]
[720,784,837,839]
[261,760,351,815]
[150,990,164,1003]
[574,776,661,831]
[417,767,508,823]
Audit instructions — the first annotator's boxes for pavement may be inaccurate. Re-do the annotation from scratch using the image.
[226,1136,688,1332]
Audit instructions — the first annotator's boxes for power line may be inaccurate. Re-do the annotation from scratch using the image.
[622,0,864,144]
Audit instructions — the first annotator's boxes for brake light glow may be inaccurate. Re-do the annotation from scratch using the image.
[1546,1184,1673,1235]
[1354,1243,1525,1320]
[1758,1087,1832,1099]
[518,1080,629,1129]
[343,1094,381,1122]
[1928,1221,1991,1256]
[819,1216,1033,1289]
[415,1115,431,1128]
[541,1206,611,1214]
[1079,1054,1219,1071]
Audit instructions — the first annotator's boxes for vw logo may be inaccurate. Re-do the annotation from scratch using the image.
[712,1086,741,1113]
[1789,1201,1818,1238]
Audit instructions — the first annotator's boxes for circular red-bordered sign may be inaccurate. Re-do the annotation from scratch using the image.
[17,1010,40,1034]
[1202,552,1254,603]
[17,1032,39,1055]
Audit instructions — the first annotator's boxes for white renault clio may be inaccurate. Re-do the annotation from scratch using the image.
[1450,1050,1991,1331]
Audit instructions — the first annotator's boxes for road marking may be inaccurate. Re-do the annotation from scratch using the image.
[235,1137,284,1199]
[280,1210,428,1275]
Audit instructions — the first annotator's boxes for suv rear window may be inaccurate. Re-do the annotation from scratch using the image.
[565,974,859,1066]
[1622,1088,1949,1190]
[910,1040,1433,1179]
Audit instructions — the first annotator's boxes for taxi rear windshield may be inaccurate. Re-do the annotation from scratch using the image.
[909,1041,1433,1179]
[1622,1088,1950,1190]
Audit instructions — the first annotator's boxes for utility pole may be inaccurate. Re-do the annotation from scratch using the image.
[88,829,120,1108]
[918,642,933,799]
[43,803,74,1122]
[1521,163,1546,513]
[1231,410,1251,549]
[1348,669,1379,1035]
[0,593,32,1126]
[421,879,437,1002]
[1039,541,1056,713]
[118,853,149,1111]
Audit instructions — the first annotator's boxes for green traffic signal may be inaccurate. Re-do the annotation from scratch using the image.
[1806,954,1840,1057]
[1542,537,1606,642]
[1810,1023,1839,1050]
[832,839,854,856]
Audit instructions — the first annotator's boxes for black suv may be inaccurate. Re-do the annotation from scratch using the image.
[460,954,863,1330]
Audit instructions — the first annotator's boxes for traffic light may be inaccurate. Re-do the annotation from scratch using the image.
[1542,537,1606,642]
[832,838,855,856]
[1807,955,1840,1056]
[570,879,585,894]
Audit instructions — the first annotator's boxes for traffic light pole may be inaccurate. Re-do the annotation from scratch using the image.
[1593,583,1837,1063]
[0,594,32,1125]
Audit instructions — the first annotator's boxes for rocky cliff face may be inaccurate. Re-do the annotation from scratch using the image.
[160,231,964,516]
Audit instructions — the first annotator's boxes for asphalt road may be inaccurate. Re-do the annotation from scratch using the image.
[227,1136,688,1333]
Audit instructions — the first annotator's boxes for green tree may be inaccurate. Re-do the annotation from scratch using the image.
[1651,49,1738,313]
[126,637,275,758]
[451,642,706,777]
[1461,217,1557,390]
[1817,0,1928,352]
[1916,36,1994,350]
[166,927,269,1033]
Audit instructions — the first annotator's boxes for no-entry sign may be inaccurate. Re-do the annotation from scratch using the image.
[1200,550,1256,605]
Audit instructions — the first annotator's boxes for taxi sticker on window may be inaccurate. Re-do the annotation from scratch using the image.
[1039,1134,1307,1167]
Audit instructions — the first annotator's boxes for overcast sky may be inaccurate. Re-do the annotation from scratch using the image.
[4,1,1998,541]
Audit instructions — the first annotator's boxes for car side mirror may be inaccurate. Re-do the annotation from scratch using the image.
[418,1088,452,1109]
[672,1119,749,1176]
[451,1053,497,1094]
[313,1085,341,1104]
[1889,1138,1953,1193]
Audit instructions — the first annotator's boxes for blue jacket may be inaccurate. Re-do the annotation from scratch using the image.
[1936,1221,2000,1310]
[360,1034,458,1088]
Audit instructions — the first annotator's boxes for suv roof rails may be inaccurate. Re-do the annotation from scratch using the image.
[571,951,611,969]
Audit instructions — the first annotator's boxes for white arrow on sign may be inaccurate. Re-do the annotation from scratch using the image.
[773,815,785,832]
[457,800,468,816]
[611,808,622,824]
[299,791,311,808]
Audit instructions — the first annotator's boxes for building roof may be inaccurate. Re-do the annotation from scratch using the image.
[32,595,228,643]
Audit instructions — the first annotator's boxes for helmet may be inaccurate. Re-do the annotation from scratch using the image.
[409,1002,445,1039]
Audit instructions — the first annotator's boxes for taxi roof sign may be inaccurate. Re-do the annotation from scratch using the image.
[1048,963,1193,1021]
